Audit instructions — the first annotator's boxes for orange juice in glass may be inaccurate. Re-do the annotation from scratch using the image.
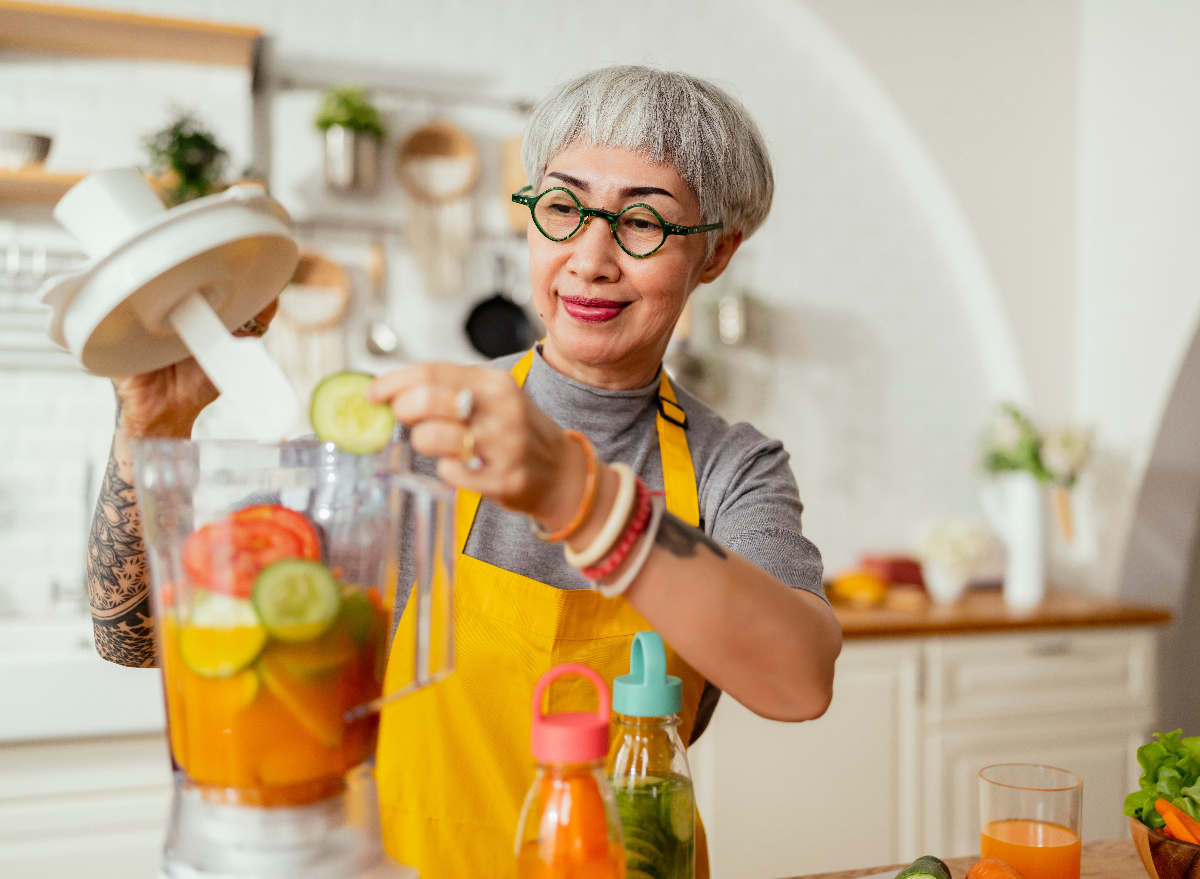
[979,764,1083,879]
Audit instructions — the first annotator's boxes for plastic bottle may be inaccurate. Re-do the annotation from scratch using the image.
[515,663,626,879]
[607,632,695,879]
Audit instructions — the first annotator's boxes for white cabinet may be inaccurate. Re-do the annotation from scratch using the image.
[0,733,173,879]
[690,626,1158,879]
[691,640,924,878]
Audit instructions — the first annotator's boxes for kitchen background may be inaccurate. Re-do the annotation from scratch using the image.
[1,0,1199,877]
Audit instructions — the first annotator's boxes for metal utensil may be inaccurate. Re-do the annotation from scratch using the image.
[365,240,400,356]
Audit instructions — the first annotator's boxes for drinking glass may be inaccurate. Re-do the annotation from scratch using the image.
[979,764,1083,879]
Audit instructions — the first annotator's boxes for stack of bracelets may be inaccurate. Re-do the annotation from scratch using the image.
[530,430,666,598]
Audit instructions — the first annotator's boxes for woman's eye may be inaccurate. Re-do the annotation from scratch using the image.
[549,204,576,216]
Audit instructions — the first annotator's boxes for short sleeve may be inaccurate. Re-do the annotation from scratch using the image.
[701,426,826,601]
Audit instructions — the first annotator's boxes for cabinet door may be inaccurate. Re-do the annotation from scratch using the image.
[0,734,172,879]
[690,640,922,878]
[924,719,1148,857]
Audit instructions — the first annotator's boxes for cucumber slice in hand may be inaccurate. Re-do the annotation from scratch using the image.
[253,559,342,642]
[310,371,395,455]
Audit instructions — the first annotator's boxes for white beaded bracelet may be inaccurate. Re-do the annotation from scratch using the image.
[564,462,637,570]
[593,495,665,598]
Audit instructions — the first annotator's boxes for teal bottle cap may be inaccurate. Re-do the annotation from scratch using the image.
[612,631,682,717]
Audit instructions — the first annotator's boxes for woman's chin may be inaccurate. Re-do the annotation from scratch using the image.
[547,318,633,367]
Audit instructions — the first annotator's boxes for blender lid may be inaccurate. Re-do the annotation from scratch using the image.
[38,169,298,377]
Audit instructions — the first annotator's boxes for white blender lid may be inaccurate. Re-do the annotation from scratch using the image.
[39,169,303,442]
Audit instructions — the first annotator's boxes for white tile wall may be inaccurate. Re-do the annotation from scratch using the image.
[0,370,116,617]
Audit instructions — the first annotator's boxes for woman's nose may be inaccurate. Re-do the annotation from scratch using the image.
[567,217,621,281]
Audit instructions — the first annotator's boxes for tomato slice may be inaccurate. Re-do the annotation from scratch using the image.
[231,505,322,562]
[182,519,305,598]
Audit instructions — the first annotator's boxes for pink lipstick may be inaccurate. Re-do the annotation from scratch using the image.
[560,296,630,323]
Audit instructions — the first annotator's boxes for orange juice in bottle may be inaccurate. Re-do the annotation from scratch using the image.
[515,663,626,879]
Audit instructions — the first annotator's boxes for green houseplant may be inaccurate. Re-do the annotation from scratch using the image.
[143,112,229,206]
[314,86,384,193]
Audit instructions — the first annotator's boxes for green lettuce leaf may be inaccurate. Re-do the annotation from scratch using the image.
[1127,730,1200,830]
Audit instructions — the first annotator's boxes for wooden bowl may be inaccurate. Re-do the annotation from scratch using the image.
[1130,815,1200,879]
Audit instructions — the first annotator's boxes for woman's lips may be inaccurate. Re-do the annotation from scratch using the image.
[559,296,630,323]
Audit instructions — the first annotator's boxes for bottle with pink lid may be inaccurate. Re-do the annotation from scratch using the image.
[514,663,627,878]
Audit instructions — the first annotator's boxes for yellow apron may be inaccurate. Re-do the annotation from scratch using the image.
[376,349,711,878]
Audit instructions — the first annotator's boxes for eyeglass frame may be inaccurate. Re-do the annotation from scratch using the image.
[511,185,724,258]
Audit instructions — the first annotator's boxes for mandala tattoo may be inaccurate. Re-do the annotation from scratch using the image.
[87,443,157,668]
[655,513,728,560]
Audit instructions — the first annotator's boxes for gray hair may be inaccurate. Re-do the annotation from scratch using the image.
[521,66,774,244]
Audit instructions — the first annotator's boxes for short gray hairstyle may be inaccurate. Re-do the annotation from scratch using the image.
[521,66,774,243]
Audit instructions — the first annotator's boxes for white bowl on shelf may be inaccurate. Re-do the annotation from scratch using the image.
[0,131,52,169]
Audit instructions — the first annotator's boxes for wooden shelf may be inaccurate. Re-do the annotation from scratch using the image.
[0,167,84,204]
[0,1,261,69]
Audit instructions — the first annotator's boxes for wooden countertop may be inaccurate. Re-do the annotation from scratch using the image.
[835,588,1171,639]
[788,838,1143,879]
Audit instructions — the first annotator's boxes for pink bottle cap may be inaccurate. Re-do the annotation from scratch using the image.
[530,663,610,764]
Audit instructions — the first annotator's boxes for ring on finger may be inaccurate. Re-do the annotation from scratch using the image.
[454,387,474,422]
[461,427,483,470]
[236,317,269,337]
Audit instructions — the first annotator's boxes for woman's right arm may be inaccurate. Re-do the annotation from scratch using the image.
[86,303,276,668]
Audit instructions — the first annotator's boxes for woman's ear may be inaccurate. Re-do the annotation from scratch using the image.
[698,232,744,285]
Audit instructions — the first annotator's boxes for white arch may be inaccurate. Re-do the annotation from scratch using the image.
[756,0,1032,407]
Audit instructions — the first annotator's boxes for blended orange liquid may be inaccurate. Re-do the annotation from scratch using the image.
[161,591,388,806]
[981,819,1081,879]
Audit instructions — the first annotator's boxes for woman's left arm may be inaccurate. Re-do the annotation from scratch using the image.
[369,362,841,723]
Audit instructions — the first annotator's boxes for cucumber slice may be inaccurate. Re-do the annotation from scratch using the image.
[895,856,953,879]
[180,592,267,678]
[253,559,342,642]
[339,590,377,646]
[310,372,395,455]
[665,789,694,842]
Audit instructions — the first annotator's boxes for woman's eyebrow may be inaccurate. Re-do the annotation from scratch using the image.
[546,172,679,203]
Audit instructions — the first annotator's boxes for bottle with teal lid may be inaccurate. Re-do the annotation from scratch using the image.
[607,631,695,879]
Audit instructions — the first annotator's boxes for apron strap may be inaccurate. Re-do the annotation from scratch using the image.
[456,349,700,552]
[657,371,700,528]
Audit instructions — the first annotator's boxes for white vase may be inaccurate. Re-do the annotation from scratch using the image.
[922,562,969,605]
[980,471,1046,611]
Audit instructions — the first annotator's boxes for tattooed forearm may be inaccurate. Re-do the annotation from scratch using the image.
[87,441,157,668]
[655,513,728,560]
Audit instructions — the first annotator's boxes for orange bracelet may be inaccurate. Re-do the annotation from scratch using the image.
[531,430,597,543]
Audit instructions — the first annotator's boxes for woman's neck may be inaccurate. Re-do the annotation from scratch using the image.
[540,337,666,390]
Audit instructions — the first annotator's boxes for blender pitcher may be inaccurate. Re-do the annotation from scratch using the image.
[133,437,455,878]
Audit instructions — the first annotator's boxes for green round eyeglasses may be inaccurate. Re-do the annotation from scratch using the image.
[511,185,723,258]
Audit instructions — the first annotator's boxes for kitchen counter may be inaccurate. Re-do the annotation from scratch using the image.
[789,838,1143,879]
[834,588,1171,639]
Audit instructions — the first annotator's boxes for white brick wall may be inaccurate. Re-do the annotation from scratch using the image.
[1,0,1006,615]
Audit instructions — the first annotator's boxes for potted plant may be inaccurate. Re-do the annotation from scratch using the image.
[143,112,229,206]
[314,85,385,193]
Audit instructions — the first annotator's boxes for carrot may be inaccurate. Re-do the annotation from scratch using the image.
[1157,798,1200,844]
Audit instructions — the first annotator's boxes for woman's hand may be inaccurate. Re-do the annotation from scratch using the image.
[112,300,279,438]
[367,363,592,530]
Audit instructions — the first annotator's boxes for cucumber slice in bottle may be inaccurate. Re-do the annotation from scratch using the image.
[310,371,395,455]
[253,559,342,642]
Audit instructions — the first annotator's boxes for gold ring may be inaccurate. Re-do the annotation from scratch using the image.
[461,427,483,470]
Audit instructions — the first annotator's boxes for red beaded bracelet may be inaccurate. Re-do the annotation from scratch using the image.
[582,478,653,582]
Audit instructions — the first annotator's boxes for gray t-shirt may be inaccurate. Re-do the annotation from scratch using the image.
[407,347,825,741]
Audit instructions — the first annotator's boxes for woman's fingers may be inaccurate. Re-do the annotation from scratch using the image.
[387,382,468,425]
[366,363,512,409]
[409,418,472,459]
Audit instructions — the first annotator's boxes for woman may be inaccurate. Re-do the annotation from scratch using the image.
[87,66,840,877]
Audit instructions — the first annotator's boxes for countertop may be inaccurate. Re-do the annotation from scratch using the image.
[834,588,1171,639]
[788,838,1143,879]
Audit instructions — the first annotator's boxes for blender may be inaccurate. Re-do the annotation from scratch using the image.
[39,171,457,877]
